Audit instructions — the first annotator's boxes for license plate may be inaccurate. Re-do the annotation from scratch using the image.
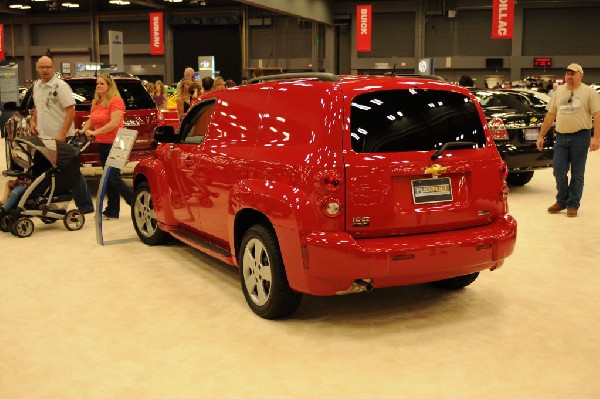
[524,128,539,141]
[411,177,452,204]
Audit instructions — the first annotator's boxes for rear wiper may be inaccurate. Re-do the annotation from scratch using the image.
[431,141,477,160]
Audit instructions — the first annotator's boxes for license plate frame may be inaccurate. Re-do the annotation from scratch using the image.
[411,177,453,204]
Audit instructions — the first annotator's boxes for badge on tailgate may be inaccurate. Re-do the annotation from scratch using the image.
[411,164,452,204]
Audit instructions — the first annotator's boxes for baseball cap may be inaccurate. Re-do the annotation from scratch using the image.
[564,63,584,74]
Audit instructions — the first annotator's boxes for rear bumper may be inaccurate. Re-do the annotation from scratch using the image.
[497,144,553,171]
[298,214,517,295]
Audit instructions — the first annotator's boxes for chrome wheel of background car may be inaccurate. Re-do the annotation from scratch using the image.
[506,171,534,186]
[429,272,479,290]
[239,225,302,319]
[63,209,85,231]
[132,182,169,245]
[12,217,34,238]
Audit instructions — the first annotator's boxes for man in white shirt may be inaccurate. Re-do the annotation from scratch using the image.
[30,56,94,213]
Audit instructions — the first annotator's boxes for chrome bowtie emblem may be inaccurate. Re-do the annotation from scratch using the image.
[425,164,448,178]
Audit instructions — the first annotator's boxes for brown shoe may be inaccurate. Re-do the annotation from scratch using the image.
[547,203,566,213]
[567,208,578,217]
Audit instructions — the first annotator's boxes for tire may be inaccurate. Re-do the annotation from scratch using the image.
[12,217,34,238]
[239,225,302,319]
[132,181,169,245]
[0,213,12,232]
[429,272,479,290]
[63,209,85,231]
[506,171,534,186]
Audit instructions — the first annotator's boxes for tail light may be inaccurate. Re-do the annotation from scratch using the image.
[489,117,509,140]
[317,170,342,192]
[315,170,343,218]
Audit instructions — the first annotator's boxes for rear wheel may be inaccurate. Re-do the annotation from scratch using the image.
[239,225,302,319]
[63,209,85,231]
[506,171,534,186]
[429,272,479,290]
[12,217,34,238]
[0,213,12,232]
[132,181,169,245]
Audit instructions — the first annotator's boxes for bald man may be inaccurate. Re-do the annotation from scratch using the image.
[30,56,94,214]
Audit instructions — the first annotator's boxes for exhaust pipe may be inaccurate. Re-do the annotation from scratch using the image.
[335,279,374,295]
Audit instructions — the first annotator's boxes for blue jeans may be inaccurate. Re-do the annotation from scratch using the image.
[553,129,591,209]
[72,171,94,212]
[2,184,26,211]
[98,144,133,218]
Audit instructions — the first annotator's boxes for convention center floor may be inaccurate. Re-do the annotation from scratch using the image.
[1,138,599,398]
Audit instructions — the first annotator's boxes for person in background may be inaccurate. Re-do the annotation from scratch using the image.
[212,76,226,91]
[201,76,214,94]
[536,63,600,218]
[176,80,192,120]
[29,55,94,214]
[459,75,474,87]
[252,68,264,79]
[188,82,201,107]
[240,76,248,85]
[225,79,236,88]
[0,176,32,217]
[548,82,559,97]
[183,67,195,82]
[152,80,167,109]
[145,81,154,93]
[80,74,133,220]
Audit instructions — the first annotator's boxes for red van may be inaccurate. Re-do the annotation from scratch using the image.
[131,73,517,319]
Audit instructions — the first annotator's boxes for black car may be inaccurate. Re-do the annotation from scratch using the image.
[471,89,554,186]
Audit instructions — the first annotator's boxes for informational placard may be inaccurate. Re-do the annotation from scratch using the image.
[106,128,138,169]
[198,56,215,79]
[0,64,19,103]
[108,30,124,72]
[96,128,138,245]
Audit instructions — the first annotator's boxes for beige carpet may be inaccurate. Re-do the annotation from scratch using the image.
[1,137,599,398]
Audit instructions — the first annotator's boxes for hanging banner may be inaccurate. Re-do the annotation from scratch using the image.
[0,24,5,61]
[150,12,164,56]
[491,0,514,39]
[356,5,372,52]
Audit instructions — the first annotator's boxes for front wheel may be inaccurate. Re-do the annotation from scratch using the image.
[12,217,34,238]
[63,209,85,231]
[132,181,169,245]
[429,272,479,290]
[239,225,302,319]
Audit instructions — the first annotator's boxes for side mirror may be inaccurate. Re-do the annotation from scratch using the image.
[153,125,179,143]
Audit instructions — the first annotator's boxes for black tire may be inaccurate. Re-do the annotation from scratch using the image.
[12,217,34,238]
[40,217,57,224]
[132,181,170,245]
[429,272,479,290]
[63,209,85,231]
[239,225,302,319]
[506,171,534,186]
[0,213,12,232]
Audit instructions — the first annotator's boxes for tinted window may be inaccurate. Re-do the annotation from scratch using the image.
[180,100,216,144]
[67,80,155,111]
[474,91,537,113]
[350,89,486,153]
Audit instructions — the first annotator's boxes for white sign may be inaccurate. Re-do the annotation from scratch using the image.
[105,128,138,169]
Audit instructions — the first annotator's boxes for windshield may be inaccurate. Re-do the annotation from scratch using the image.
[350,89,486,153]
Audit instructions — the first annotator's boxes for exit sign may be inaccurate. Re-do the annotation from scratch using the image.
[533,57,552,67]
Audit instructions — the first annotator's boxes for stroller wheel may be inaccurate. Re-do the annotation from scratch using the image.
[12,217,34,238]
[0,214,12,232]
[40,217,58,224]
[64,209,85,231]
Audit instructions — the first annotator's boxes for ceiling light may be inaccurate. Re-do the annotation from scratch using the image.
[62,2,80,7]
[109,0,130,4]
[164,0,184,3]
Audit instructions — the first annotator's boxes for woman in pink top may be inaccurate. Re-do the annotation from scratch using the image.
[80,74,133,220]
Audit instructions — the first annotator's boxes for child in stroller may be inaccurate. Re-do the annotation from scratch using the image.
[1,135,91,237]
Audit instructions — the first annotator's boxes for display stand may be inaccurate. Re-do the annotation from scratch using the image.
[95,128,138,245]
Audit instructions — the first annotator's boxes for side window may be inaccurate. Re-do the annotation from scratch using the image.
[181,100,216,145]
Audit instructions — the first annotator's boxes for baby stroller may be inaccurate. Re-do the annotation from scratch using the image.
[1,135,91,238]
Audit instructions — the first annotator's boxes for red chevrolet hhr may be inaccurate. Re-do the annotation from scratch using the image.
[131,73,517,319]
